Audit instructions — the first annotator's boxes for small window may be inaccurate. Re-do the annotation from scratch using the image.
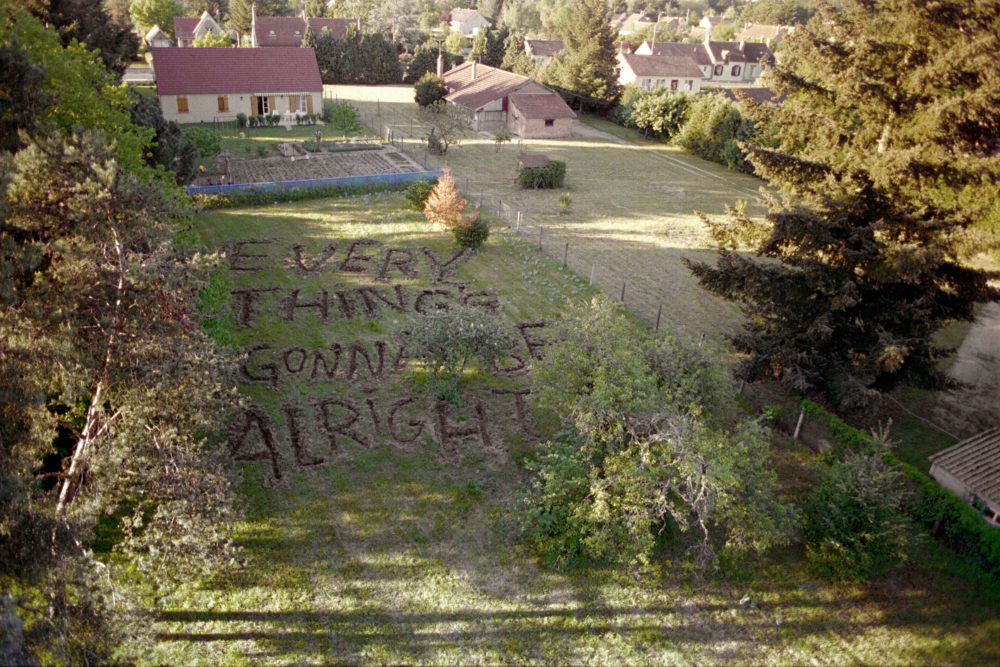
[294,30,301,35]
[732,65,741,76]
[217,96,229,112]
[177,96,189,113]
[670,79,678,90]
[684,79,693,91]
[269,30,275,36]
[714,64,723,76]
[544,119,554,127]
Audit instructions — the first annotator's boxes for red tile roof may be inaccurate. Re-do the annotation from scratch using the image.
[443,61,534,111]
[173,17,199,42]
[152,47,322,95]
[508,93,575,119]
[254,17,356,47]
[619,54,703,78]
[645,41,712,67]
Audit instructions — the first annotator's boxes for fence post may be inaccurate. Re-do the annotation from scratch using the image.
[655,304,662,332]
[563,242,569,267]
[498,199,502,216]
[516,211,522,231]
[620,281,626,302]
[538,225,542,249]
[589,264,595,285]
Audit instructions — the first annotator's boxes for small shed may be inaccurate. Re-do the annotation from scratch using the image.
[929,427,1000,526]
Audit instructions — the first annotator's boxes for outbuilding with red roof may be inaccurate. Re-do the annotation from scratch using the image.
[441,61,576,139]
[152,47,323,124]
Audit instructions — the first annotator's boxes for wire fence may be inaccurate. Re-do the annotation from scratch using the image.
[351,102,676,333]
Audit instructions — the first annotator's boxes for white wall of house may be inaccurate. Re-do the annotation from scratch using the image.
[506,113,572,139]
[619,68,701,93]
[452,14,491,36]
[159,91,320,124]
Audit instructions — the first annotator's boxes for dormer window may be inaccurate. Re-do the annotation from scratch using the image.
[269,30,275,36]
[295,30,301,35]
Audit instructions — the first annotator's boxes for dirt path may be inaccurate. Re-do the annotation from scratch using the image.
[934,303,1000,436]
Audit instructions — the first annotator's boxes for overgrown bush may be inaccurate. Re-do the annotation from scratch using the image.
[192,181,411,209]
[324,101,363,134]
[630,89,692,139]
[236,112,247,128]
[518,160,566,189]
[673,94,755,173]
[802,431,910,580]
[183,126,222,157]
[408,305,513,400]
[517,299,796,573]
[414,71,448,107]
[452,214,489,249]
[403,177,437,211]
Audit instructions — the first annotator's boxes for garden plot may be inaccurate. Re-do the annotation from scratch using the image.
[223,145,424,185]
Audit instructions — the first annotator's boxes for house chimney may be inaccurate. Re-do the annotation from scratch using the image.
[436,51,443,76]
[472,59,477,79]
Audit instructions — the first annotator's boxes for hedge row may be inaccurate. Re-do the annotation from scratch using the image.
[518,160,566,189]
[192,182,410,210]
[800,399,1000,582]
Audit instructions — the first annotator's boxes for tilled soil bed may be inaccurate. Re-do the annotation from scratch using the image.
[219,146,424,185]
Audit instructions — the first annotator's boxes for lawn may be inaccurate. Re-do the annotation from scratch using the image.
[145,192,1000,665]
[325,84,765,340]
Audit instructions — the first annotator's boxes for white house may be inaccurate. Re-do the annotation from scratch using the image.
[524,39,563,67]
[173,11,226,47]
[635,38,774,84]
[449,8,491,37]
[617,53,703,92]
[144,24,173,48]
[152,47,323,124]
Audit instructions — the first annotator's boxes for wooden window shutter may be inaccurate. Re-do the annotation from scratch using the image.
[269,96,276,112]
[289,95,297,113]
[307,96,313,114]
[218,96,228,112]
[177,96,189,113]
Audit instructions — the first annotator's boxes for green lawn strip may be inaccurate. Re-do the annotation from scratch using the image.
[147,192,1000,665]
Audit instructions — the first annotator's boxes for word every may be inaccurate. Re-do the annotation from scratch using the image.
[226,238,471,282]
[228,389,534,480]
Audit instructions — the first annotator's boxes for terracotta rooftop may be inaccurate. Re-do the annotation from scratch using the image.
[619,53,703,78]
[737,23,793,43]
[254,17,356,47]
[508,92,576,119]
[443,61,534,111]
[929,427,1000,507]
[173,17,199,42]
[644,41,712,67]
[152,47,322,95]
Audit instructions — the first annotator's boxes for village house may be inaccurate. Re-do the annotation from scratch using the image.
[448,8,491,37]
[736,22,794,46]
[173,11,226,47]
[151,47,323,124]
[251,12,358,47]
[929,428,1000,527]
[617,53,703,92]
[144,24,173,48]
[441,61,575,138]
[524,39,563,67]
[635,38,774,84]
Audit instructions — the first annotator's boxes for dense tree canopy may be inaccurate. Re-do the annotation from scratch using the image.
[11,0,140,75]
[1,10,241,662]
[130,0,184,38]
[686,0,1000,411]
[545,0,619,102]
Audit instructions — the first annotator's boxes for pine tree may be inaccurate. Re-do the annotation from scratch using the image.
[500,29,534,76]
[548,0,619,102]
[306,0,325,18]
[302,19,316,48]
[424,169,468,228]
[686,0,1000,412]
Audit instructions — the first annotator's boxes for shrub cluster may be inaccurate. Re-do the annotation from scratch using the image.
[294,114,319,125]
[414,72,448,108]
[452,215,489,250]
[403,177,437,211]
[183,126,222,158]
[518,160,566,189]
[323,101,363,134]
[193,182,410,209]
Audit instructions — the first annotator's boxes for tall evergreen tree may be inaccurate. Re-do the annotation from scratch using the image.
[306,0,326,18]
[686,0,1000,412]
[547,0,619,102]
[500,29,534,76]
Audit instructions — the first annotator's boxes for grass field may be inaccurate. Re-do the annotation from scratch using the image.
[145,192,1000,665]
[326,84,765,341]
